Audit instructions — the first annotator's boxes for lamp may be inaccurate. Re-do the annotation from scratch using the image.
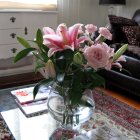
[99,0,126,15]
[99,0,126,5]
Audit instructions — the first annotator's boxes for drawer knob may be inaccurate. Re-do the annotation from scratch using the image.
[10,17,16,22]
[25,27,28,35]
[11,48,17,53]
[10,33,16,38]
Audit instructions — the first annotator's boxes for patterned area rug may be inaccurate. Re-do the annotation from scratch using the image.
[0,89,140,140]
[93,89,140,139]
[0,116,14,140]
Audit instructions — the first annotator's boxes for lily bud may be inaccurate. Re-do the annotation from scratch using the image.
[73,52,83,64]
[45,59,56,78]
[113,44,128,61]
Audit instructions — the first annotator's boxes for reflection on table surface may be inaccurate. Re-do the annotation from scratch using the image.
[1,108,58,140]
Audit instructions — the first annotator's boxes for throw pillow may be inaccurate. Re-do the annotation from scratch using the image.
[108,15,138,43]
[122,26,140,47]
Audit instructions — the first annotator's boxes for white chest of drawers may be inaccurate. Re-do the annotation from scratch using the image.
[0,11,57,76]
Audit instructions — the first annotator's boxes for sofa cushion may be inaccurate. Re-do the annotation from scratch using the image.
[125,45,140,60]
[108,15,138,43]
[122,26,140,47]
[99,69,140,96]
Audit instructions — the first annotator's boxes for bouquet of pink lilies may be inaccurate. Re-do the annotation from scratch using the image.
[14,23,127,105]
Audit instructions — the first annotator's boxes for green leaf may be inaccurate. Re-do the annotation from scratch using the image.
[70,70,83,105]
[35,60,45,73]
[34,36,49,62]
[90,73,105,88]
[113,44,128,61]
[40,44,49,53]
[39,51,49,62]
[33,79,53,99]
[17,37,32,48]
[55,49,74,72]
[83,72,105,89]
[36,29,43,45]
[14,48,36,63]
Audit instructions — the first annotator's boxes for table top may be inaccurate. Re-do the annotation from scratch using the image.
[2,108,58,140]
[1,107,139,140]
[1,85,140,140]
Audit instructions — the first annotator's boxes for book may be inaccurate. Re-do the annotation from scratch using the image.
[15,99,48,118]
[11,86,51,105]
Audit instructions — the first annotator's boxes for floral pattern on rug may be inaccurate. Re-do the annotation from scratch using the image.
[89,110,140,140]
[93,89,140,137]
[0,115,15,140]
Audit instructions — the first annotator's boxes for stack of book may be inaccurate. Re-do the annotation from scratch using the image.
[11,86,51,117]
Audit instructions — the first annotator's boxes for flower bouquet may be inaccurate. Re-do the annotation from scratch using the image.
[14,23,127,127]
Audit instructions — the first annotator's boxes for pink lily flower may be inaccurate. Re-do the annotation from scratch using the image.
[43,23,89,57]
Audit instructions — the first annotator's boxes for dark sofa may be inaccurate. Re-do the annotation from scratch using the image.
[99,9,140,96]
[99,56,140,96]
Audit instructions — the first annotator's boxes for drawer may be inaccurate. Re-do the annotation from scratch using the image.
[0,13,23,29]
[0,28,33,44]
[0,44,28,59]
[23,13,58,30]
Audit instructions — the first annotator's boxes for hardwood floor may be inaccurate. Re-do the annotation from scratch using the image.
[101,88,140,110]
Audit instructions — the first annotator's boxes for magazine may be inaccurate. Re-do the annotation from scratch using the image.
[15,99,48,118]
[11,86,51,105]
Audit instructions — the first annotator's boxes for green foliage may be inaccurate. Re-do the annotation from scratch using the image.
[14,48,36,63]
[17,37,32,48]
[34,29,49,62]
[36,29,43,45]
[54,49,74,73]
[70,69,83,105]
[73,52,83,65]
[35,59,45,73]
[33,79,53,99]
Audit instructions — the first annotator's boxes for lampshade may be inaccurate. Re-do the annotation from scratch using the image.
[99,0,126,5]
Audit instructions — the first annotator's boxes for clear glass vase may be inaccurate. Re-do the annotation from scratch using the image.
[47,82,95,130]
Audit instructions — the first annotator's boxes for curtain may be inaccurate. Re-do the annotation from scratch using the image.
[57,0,108,27]
[57,0,96,26]
[0,0,57,11]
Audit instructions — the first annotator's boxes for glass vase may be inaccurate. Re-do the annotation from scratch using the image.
[47,82,95,130]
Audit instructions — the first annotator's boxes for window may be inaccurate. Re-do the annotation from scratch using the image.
[0,0,57,11]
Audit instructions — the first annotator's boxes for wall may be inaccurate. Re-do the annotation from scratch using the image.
[57,0,140,27]
[121,0,140,18]
[57,0,108,27]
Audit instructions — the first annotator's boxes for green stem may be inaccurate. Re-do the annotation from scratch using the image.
[33,52,44,62]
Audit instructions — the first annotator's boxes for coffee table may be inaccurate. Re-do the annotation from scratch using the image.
[0,85,140,140]
[1,108,58,140]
